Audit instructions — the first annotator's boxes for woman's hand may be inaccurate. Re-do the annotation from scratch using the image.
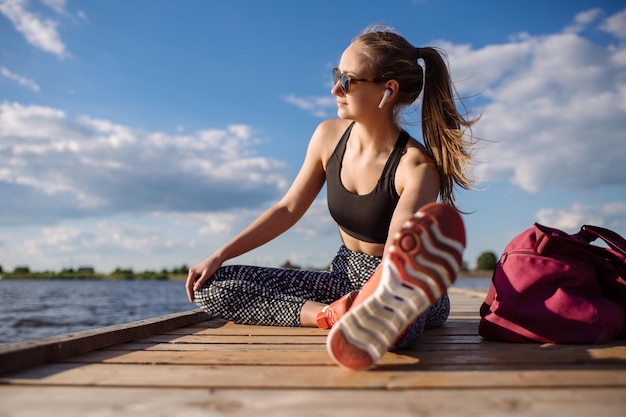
[185,254,223,302]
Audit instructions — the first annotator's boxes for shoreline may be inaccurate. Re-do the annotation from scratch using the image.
[0,271,493,281]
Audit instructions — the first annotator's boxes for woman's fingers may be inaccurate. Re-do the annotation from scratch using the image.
[186,268,200,302]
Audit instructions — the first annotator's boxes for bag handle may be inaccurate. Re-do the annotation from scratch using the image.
[534,223,626,261]
[579,225,626,257]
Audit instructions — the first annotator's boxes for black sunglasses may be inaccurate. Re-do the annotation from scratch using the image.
[332,68,385,94]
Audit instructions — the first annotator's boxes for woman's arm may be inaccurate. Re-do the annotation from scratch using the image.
[185,121,339,301]
[383,147,440,256]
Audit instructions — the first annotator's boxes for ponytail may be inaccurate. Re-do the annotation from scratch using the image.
[354,26,479,210]
[420,47,478,207]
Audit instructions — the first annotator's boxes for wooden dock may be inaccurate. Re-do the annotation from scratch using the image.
[1,288,625,416]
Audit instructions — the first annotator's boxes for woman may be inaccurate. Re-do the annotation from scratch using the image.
[186,25,477,370]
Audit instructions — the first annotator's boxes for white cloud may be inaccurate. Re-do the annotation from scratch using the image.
[292,198,337,238]
[96,220,172,254]
[189,197,336,239]
[0,217,194,272]
[438,39,533,97]
[0,66,40,91]
[564,8,604,34]
[41,0,66,15]
[600,8,626,40]
[0,101,290,225]
[283,94,336,118]
[441,8,626,195]
[0,0,69,58]
[536,202,626,231]
[195,209,258,236]
[0,202,339,272]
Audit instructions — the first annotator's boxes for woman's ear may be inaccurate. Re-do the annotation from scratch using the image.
[386,79,399,97]
[378,80,399,108]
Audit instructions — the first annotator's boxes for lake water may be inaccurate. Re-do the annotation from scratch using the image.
[0,277,490,344]
[0,279,193,344]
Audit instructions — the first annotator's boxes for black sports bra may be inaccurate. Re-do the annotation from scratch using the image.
[326,122,409,244]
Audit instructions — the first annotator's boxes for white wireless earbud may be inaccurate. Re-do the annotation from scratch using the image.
[378,89,392,109]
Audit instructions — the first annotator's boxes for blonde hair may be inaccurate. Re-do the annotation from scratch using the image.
[354,25,479,209]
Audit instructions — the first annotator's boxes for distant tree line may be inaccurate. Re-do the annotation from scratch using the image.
[0,251,500,280]
[0,264,191,280]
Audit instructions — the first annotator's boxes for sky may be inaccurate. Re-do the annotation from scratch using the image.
[1,0,625,274]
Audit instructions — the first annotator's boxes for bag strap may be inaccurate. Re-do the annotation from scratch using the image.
[579,225,626,257]
[533,223,589,257]
[534,223,626,262]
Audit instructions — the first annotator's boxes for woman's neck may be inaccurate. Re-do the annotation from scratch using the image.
[349,120,401,153]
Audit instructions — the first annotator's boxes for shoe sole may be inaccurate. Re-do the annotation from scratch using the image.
[326,203,465,370]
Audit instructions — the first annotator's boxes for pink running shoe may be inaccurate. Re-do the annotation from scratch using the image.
[316,290,359,329]
[326,202,466,370]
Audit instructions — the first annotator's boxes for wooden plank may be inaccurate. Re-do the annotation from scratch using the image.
[60,345,626,367]
[0,386,623,417]
[63,349,417,366]
[161,320,480,339]
[107,336,626,354]
[136,334,328,344]
[102,339,606,352]
[167,325,327,336]
[419,322,477,333]
[2,364,625,389]
[106,342,328,352]
[0,309,209,375]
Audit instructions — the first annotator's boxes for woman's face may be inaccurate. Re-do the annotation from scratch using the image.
[332,43,384,121]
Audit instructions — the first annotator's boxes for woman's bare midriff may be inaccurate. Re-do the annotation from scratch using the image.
[339,229,385,258]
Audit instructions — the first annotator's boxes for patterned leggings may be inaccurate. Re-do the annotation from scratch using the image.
[194,245,450,349]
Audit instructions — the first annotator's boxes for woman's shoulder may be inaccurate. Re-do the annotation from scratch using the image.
[309,119,352,159]
[313,118,353,139]
[305,119,350,169]
[403,135,434,165]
